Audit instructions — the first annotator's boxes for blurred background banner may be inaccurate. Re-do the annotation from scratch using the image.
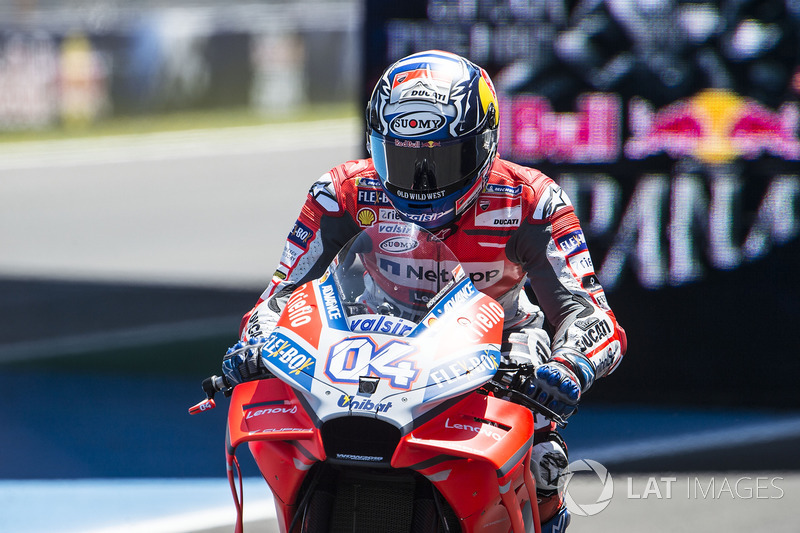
[363,0,800,409]
[0,1,360,129]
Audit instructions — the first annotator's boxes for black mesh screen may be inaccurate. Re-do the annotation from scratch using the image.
[300,464,461,533]
[329,469,416,533]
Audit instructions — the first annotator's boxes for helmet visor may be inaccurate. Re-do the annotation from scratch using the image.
[371,129,496,200]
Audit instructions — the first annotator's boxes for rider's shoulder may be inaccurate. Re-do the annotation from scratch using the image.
[487,158,555,195]
[330,158,379,186]
[308,159,380,211]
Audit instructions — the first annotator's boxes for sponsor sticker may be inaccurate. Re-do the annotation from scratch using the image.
[594,292,610,310]
[423,348,501,401]
[485,184,523,196]
[318,279,348,329]
[398,81,449,105]
[376,256,503,291]
[557,230,588,256]
[310,176,340,213]
[356,177,383,188]
[348,315,416,336]
[379,236,419,254]
[261,332,316,391]
[337,394,393,413]
[288,221,314,250]
[581,274,603,294]
[390,110,447,137]
[357,208,377,227]
[357,189,391,206]
[474,199,522,228]
[568,251,595,277]
[404,210,452,223]
[574,318,612,352]
[379,208,401,222]
[378,221,412,234]
[279,242,305,269]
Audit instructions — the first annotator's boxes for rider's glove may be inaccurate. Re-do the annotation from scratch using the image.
[522,348,596,419]
[222,337,272,386]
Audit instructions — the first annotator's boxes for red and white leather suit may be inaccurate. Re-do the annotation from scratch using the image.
[240,156,626,379]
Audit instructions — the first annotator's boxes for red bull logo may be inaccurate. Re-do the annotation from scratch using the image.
[625,89,800,164]
[503,93,621,163]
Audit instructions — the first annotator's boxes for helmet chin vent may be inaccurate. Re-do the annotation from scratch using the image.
[408,203,432,209]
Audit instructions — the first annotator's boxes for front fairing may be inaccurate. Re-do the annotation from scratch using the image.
[259,221,505,432]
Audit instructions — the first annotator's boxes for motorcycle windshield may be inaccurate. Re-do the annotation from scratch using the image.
[265,220,502,430]
[328,220,463,327]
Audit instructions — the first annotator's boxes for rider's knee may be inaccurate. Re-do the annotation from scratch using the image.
[531,432,569,494]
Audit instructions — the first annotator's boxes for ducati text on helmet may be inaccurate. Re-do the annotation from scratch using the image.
[367,50,500,230]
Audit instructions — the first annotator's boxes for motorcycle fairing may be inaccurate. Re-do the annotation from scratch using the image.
[225,378,324,508]
[259,274,504,432]
[391,391,536,521]
[225,381,538,531]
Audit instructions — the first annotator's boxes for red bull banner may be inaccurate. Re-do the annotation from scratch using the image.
[364,0,800,408]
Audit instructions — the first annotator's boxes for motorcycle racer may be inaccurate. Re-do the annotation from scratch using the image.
[224,50,627,532]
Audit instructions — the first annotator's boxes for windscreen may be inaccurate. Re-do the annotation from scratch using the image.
[328,220,463,325]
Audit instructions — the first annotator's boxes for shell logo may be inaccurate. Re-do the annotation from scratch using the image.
[625,89,800,164]
[357,208,376,227]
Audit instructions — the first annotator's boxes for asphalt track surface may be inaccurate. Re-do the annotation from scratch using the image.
[1,119,799,532]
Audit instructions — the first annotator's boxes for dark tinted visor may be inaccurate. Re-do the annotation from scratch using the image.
[371,130,495,193]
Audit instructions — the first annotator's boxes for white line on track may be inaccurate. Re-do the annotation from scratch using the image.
[0,117,361,170]
[82,501,275,533]
[572,415,800,465]
[0,315,241,363]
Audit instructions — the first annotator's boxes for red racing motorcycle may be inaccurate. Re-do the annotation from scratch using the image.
[190,221,564,532]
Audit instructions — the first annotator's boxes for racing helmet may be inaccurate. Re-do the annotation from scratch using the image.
[367,50,500,230]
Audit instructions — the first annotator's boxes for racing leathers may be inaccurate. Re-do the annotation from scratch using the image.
[236,155,627,525]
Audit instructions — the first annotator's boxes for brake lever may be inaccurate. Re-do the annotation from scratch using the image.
[486,378,570,429]
[188,375,229,415]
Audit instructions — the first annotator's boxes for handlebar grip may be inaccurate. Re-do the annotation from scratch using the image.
[189,375,231,415]
[202,375,229,394]
[487,379,570,428]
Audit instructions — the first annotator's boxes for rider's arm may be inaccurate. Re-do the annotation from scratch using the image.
[506,172,627,390]
[239,170,361,340]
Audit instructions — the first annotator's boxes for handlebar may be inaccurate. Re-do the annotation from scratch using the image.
[485,364,571,428]
[189,364,570,427]
[487,380,570,428]
[188,374,230,415]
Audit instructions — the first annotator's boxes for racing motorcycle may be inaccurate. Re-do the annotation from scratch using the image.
[190,220,565,533]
